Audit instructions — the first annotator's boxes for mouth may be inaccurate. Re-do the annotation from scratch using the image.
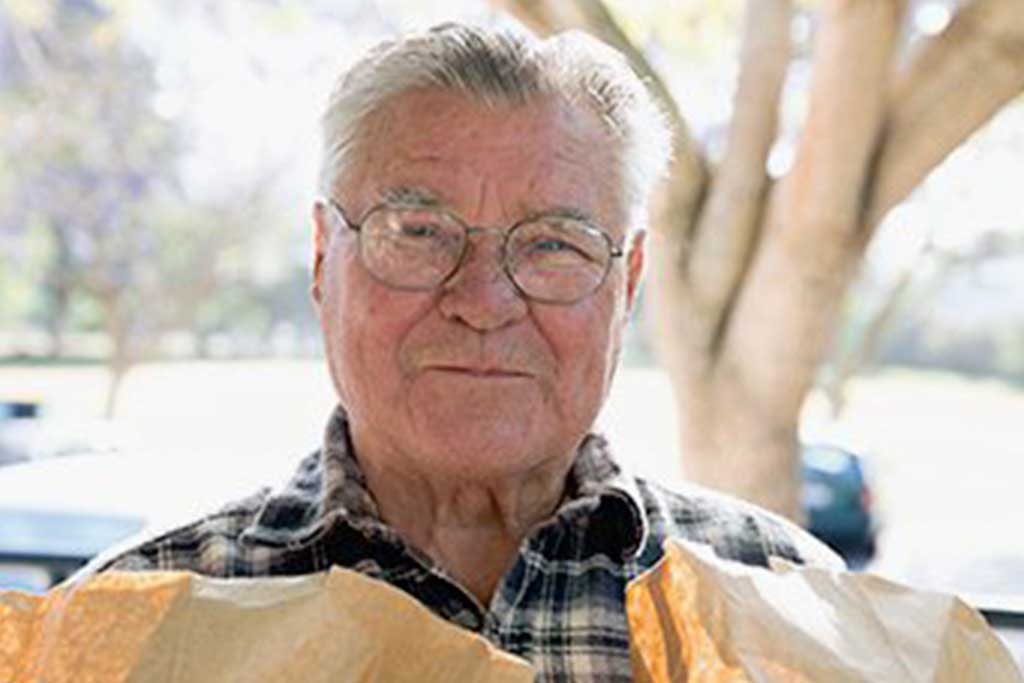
[426,365,532,379]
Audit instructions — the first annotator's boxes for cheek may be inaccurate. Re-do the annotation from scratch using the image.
[540,296,623,409]
[320,253,382,392]
[322,254,434,400]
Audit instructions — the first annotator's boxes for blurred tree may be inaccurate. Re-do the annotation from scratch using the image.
[0,0,263,415]
[2,0,180,389]
[497,0,1024,519]
[871,231,1024,380]
[820,234,988,418]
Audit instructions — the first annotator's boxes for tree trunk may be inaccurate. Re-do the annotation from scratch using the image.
[43,225,74,359]
[45,301,67,359]
[103,360,127,419]
[100,292,134,419]
[496,0,1024,519]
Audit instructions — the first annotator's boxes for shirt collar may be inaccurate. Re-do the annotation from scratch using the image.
[559,431,649,558]
[241,405,648,558]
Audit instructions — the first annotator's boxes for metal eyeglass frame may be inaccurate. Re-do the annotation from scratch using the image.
[322,197,624,305]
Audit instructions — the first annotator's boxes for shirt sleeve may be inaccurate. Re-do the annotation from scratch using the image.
[785,523,847,571]
[61,531,160,587]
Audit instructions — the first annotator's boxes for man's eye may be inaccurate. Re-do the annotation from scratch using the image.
[399,223,439,238]
[534,239,573,252]
[525,236,593,261]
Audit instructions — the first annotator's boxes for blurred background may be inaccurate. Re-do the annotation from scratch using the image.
[1,0,1022,655]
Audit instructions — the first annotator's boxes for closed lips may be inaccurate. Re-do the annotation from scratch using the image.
[427,365,531,377]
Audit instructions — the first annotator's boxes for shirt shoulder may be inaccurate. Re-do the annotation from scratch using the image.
[634,476,845,571]
[69,487,274,581]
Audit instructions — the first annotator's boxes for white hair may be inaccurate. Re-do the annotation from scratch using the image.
[319,22,673,229]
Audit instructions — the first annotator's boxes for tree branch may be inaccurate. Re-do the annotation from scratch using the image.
[687,0,793,353]
[781,0,905,235]
[722,0,905,415]
[822,264,914,418]
[866,0,1024,228]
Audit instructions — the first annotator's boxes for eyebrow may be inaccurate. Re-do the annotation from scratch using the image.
[375,186,599,227]
[535,205,595,224]
[377,185,445,207]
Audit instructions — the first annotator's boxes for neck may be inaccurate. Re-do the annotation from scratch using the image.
[358,449,572,605]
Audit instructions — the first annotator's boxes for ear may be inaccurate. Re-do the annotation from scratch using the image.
[311,200,330,310]
[624,229,646,313]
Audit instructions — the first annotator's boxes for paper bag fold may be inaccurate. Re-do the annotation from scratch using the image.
[625,539,1023,683]
[1,568,533,683]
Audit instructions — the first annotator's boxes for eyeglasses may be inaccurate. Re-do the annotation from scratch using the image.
[323,199,624,304]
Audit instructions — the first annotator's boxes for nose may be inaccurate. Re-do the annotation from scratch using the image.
[436,231,528,331]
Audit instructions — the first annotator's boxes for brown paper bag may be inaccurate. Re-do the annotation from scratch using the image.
[626,539,1023,683]
[0,568,533,683]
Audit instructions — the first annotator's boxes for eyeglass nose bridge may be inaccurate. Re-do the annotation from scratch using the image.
[442,224,523,294]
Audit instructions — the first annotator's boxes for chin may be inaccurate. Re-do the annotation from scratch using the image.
[410,381,535,436]
[413,413,551,476]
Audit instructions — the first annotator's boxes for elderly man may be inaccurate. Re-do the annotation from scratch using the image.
[82,22,841,681]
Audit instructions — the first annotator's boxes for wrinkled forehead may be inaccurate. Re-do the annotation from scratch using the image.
[338,89,630,234]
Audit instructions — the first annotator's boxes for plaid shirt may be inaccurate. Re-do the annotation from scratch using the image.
[82,406,842,682]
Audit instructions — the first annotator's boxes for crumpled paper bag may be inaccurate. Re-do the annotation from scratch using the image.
[0,567,533,683]
[626,538,1023,683]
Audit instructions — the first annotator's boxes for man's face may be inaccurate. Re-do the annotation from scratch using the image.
[313,89,644,482]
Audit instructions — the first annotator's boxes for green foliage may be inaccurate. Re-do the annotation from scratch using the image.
[1,1,180,352]
[0,0,299,362]
[0,264,33,324]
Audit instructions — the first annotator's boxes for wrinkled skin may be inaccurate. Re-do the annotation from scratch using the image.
[313,89,644,489]
[311,89,645,601]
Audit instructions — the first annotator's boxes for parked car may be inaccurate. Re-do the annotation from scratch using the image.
[0,506,145,591]
[970,595,1024,671]
[0,399,39,420]
[0,416,121,466]
[0,444,292,592]
[800,443,877,566]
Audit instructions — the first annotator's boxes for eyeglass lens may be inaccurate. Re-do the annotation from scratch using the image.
[358,206,613,303]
